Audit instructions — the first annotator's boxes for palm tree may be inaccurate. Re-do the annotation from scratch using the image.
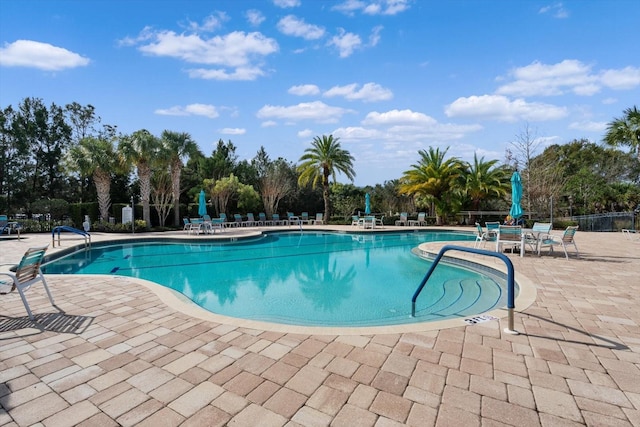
[297,135,355,220]
[66,136,118,223]
[604,106,640,160]
[464,154,510,213]
[399,146,465,225]
[118,129,160,228]
[160,130,200,227]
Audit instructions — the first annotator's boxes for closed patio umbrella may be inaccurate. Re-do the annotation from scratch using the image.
[509,171,523,221]
[198,190,207,217]
[365,193,371,215]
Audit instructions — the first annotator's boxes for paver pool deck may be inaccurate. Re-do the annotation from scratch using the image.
[1,225,639,426]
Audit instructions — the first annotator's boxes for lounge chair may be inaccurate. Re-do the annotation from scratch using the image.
[395,212,408,226]
[496,225,524,257]
[314,213,324,225]
[271,213,285,226]
[0,214,21,238]
[474,222,497,248]
[409,212,427,226]
[286,212,300,226]
[243,213,256,227]
[351,215,360,226]
[537,225,579,259]
[258,213,268,226]
[300,212,312,225]
[0,245,57,320]
[183,217,194,232]
[233,214,244,226]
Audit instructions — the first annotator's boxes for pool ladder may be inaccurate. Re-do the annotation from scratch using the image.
[411,245,518,335]
[52,225,91,249]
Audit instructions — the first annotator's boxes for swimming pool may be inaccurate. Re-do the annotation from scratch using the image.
[43,231,512,327]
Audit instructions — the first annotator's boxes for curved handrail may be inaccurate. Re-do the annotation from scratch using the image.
[52,226,91,249]
[411,245,517,334]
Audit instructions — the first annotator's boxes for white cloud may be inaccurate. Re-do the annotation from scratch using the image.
[288,84,321,96]
[155,103,219,118]
[220,128,246,135]
[261,120,277,127]
[274,0,301,8]
[496,60,640,98]
[277,15,325,40]
[297,129,314,138]
[323,82,393,102]
[187,66,266,81]
[0,40,90,71]
[185,12,228,33]
[246,9,265,26]
[128,29,277,81]
[362,109,437,126]
[369,26,383,47]
[600,66,640,90]
[539,3,569,19]
[333,0,412,16]
[568,121,607,132]
[329,29,362,58]
[445,95,568,122]
[257,101,356,123]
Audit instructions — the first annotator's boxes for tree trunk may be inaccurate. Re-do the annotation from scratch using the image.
[138,163,152,228]
[94,169,111,222]
[171,160,181,227]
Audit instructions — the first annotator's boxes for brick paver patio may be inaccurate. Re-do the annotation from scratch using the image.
[1,226,639,426]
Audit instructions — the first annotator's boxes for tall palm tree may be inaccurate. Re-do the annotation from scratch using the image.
[297,135,355,220]
[604,106,640,160]
[66,136,118,223]
[399,146,465,225]
[464,154,510,212]
[118,129,160,228]
[160,130,200,227]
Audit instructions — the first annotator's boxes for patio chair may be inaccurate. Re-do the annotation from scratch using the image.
[496,225,524,257]
[258,212,268,226]
[0,244,57,320]
[474,222,497,248]
[286,212,300,226]
[375,216,384,228]
[233,214,244,226]
[351,215,360,226]
[523,222,553,255]
[395,212,408,226]
[183,217,195,232]
[538,225,579,259]
[314,213,324,225]
[271,213,285,226]
[409,212,427,226]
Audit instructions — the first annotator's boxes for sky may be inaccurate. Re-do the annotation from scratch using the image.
[1,0,639,186]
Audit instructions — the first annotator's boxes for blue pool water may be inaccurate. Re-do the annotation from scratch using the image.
[43,231,511,327]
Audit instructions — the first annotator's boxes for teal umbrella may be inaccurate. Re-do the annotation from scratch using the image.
[198,190,207,217]
[509,171,523,220]
[365,193,371,215]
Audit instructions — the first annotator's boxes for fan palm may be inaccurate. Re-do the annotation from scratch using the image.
[604,106,640,160]
[399,147,465,225]
[297,135,355,219]
[160,130,200,227]
[66,136,118,223]
[118,129,160,228]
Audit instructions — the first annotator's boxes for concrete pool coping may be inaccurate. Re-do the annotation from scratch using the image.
[34,227,536,336]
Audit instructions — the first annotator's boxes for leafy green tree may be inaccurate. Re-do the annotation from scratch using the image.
[463,154,510,212]
[399,147,465,225]
[160,130,200,226]
[0,105,29,212]
[119,129,160,227]
[204,173,241,215]
[330,183,365,220]
[66,136,119,222]
[297,135,355,219]
[260,158,297,216]
[13,97,72,200]
[604,106,640,160]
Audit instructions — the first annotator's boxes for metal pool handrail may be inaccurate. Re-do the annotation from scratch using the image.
[52,225,91,249]
[411,245,518,335]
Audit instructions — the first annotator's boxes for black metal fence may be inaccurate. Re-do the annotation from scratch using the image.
[571,212,637,232]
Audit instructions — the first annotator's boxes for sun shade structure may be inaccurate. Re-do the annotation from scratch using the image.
[365,193,371,215]
[509,171,523,220]
[198,190,207,217]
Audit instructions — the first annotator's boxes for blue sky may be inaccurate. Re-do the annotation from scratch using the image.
[1,0,639,186]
